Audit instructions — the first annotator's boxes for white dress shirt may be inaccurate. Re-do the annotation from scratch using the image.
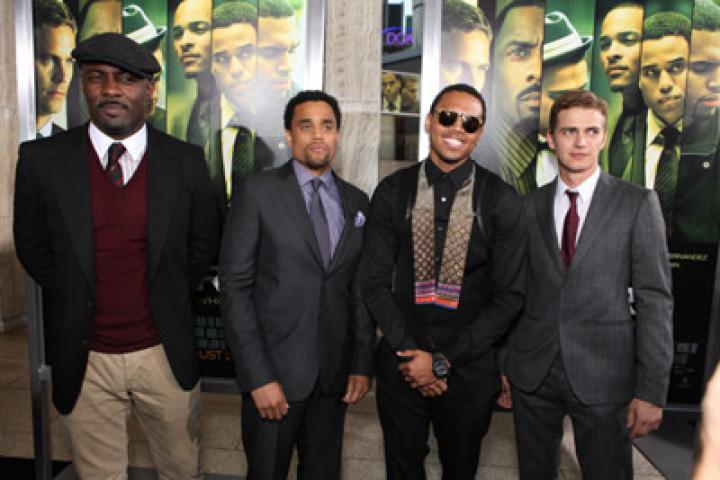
[89,122,147,184]
[536,134,559,188]
[553,166,601,248]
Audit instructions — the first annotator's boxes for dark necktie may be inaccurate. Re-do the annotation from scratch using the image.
[561,190,579,271]
[231,127,255,199]
[106,142,126,187]
[654,126,681,235]
[309,178,331,269]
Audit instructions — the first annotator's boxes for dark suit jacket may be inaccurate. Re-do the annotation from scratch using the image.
[219,161,375,401]
[13,124,219,414]
[506,172,673,406]
[359,161,526,395]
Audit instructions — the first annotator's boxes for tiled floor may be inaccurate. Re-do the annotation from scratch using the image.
[0,325,666,479]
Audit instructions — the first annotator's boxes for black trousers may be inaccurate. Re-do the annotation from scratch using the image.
[241,385,347,480]
[511,355,633,480]
[375,341,496,480]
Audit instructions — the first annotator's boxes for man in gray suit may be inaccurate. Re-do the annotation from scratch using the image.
[504,90,673,479]
[219,90,375,479]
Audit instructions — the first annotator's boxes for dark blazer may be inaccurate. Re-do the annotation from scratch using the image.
[506,172,673,406]
[359,161,526,394]
[219,161,375,401]
[13,124,219,414]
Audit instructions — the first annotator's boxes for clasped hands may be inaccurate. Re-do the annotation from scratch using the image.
[397,349,448,397]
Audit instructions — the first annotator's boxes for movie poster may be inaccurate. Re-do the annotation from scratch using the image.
[31,0,312,378]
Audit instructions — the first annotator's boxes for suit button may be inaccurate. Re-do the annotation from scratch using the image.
[87,301,94,308]
[80,339,89,347]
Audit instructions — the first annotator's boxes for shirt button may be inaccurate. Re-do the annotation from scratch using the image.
[703,161,710,169]
[437,226,444,231]
[441,197,447,202]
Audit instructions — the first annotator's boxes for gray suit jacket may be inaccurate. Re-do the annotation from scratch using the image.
[218,161,375,401]
[506,171,673,406]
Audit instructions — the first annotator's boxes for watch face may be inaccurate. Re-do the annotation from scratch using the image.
[433,355,450,378]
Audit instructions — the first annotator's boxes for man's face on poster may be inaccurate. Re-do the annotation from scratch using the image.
[599,5,643,93]
[401,78,419,106]
[257,15,299,95]
[539,58,588,133]
[639,35,688,126]
[494,5,544,127]
[440,27,491,91]
[685,29,720,122]
[172,0,212,78]
[79,0,121,42]
[382,72,401,103]
[212,22,257,111]
[35,24,75,122]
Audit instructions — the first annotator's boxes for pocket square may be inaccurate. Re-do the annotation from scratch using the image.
[354,211,366,227]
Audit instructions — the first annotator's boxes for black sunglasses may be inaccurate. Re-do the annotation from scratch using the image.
[436,109,484,133]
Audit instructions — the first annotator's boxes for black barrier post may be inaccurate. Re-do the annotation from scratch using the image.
[27,278,53,480]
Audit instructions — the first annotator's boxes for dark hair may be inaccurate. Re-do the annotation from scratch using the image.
[429,83,487,126]
[34,0,77,33]
[549,90,608,133]
[442,0,492,41]
[254,0,294,18]
[284,90,342,130]
[693,0,720,32]
[212,2,257,29]
[496,0,544,35]
[643,11,691,42]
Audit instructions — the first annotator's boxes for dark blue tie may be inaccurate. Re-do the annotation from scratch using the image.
[309,178,331,269]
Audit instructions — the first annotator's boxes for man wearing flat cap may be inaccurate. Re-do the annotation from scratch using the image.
[14,32,219,479]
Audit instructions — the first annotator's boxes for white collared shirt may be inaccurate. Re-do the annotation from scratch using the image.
[89,122,147,184]
[644,110,682,189]
[37,119,54,138]
[553,166,601,248]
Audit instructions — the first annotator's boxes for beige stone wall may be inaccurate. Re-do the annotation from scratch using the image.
[0,1,25,329]
[324,0,381,196]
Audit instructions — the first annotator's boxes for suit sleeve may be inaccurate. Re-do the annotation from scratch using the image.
[442,184,527,367]
[219,179,275,392]
[13,143,53,288]
[359,178,418,351]
[187,146,220,289]
[350,192,377,377]
[631,190,673,407]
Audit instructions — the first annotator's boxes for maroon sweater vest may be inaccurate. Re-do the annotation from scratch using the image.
[88,144,160,353]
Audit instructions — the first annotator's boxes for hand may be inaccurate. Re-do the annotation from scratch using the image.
[496,375,512,409]
[397,349,435,386]
[251,382,289,420]
[626,398,663,438]
[343,375,371,404]
[694,363,720,480]
[418,378,448,397]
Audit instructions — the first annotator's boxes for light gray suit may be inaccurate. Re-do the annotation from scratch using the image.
[505,171,673,480]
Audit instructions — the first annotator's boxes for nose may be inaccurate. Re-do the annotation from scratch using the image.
[606,52,621,64]
[709,67,720,92]
[51,58,69,84]
[527,49,542,84]
[658,70,674,94]
[230,56,245,79]
[276,51,290,75]
[472,68,487,92]
[101,75,121,96]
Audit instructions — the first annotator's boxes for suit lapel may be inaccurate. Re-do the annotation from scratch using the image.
[52,127,94,292]
[328,177,353,274]
[535,180,564,274]
[569,172,616,270]
[277,161,325,269]
[146,127,180,283]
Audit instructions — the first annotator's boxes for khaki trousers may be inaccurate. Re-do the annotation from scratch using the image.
[61,344,202,480]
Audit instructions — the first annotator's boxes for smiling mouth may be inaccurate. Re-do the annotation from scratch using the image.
[442,137,464,149]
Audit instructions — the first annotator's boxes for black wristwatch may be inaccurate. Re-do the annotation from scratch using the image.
[432,352,451,379]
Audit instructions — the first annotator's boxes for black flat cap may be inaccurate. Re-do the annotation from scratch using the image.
[72,32,161,79]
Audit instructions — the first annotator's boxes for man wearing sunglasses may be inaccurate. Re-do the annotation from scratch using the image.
[360,83,526,479]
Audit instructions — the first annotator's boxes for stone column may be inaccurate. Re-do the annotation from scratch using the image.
[324,0,382,195]
[0,1,25,331]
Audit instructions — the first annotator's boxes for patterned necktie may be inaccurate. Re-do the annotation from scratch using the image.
[561,190,580,271]
[106,142,126,187]
[654,126,681,235]
[309,178,332,269]
[231,126,255,193]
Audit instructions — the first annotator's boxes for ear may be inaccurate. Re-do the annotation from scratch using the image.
[547,130,556,150]
[424,112,432,134]
[284,129,293,148]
